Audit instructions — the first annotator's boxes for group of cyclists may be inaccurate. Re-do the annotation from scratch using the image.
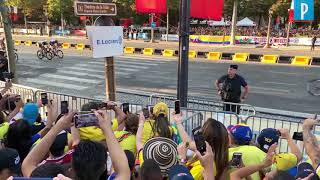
[37,39,64,60]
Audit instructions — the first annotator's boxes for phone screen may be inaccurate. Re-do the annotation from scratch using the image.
[143,107,149,119]
[61,101,69,114]
[74,113,99,128]
[230,153,242,168]
[41,93,48,105]
[175,100,180,114]
[122,103,130,114]
[192,126,206,155]
[293,132,303,141]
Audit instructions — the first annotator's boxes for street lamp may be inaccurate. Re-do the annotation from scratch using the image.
[264,9,273,48]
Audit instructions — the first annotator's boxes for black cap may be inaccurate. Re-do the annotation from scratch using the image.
[0,148,21,174]
[230,65,238,70]
[296,162,320,180]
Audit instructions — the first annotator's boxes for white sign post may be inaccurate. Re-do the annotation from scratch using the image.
[87,26,123,101]
[87,26,123,58]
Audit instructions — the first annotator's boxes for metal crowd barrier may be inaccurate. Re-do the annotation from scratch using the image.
[148,93,256,116]
[0,82,36,102]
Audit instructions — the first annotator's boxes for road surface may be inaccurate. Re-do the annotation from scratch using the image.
[13,47,320,114]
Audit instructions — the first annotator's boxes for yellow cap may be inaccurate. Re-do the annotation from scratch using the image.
[153,102,169,117]
[273,153,298,171]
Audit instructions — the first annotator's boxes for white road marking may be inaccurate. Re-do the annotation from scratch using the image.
[26,79,88,90]
[39,74,101,83]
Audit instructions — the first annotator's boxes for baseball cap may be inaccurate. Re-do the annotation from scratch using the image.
[273,153,298,171]
[0,148,21,175]
[169,165,194,180]
[257,128,280,153]
[23,103,39,125]
[153,102,169,117]
[230,65,238,70]
[227,124,253,145]
[296,162,320,180]
[50,131,68,154]
[143,137,178,176]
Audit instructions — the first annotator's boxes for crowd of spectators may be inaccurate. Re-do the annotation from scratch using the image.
[0,79,320,180]
[168,26,319,38]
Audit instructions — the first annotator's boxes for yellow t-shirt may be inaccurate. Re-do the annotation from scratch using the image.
[141,120,174,144]
[189,159,217,180]
[0,122,9,140]
[79,119,118,142]
[229,146,266,180]
[114,131,136,155]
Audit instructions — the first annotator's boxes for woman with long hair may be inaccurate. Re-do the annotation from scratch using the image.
[173,116,229,180]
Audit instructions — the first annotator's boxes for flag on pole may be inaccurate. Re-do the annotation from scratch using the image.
[135,0,167,14]
[190,0,224,20]
[288,0,294,22]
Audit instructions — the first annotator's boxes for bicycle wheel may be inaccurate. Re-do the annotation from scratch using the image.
[15,52,18,62]
[307,79,320,96]
[37,50,44,59]
[46,51,53,60]
[56,50,64,59]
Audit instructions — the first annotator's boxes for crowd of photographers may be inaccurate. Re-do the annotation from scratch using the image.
[0,80,320,180]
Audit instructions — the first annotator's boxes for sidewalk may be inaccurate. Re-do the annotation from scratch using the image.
[12,34,320,57]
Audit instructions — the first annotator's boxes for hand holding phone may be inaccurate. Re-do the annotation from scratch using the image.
[61,101,69,114]
[230,153,242,168]
[292,132,303,141]
[41,93,48,105]
[175,100,180,114]
[105,101,117,110]
[74,113,99,128]
[122,103,130,114]
[192,126,206,155]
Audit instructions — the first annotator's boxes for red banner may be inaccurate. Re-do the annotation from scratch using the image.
[135,0,167,14]
[190,0,224,20]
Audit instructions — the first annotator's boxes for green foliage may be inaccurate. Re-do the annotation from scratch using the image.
[47,0,75,24]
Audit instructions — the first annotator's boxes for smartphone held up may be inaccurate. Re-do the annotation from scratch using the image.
[74,113,100,128]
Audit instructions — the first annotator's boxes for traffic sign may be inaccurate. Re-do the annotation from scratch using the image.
[294,0,314,21]
[74,1,117,16]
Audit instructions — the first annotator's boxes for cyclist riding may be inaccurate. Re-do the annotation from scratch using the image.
[49,39,58,53]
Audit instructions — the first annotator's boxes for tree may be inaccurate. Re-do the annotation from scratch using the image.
[7,0,46,20]
[47,0,75,24]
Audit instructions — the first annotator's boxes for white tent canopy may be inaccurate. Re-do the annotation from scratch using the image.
[236,17,256,27]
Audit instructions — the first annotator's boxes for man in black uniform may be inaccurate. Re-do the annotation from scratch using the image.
[215,65,249,114]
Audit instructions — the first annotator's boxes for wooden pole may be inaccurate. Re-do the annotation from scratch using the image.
[105,57,116,101]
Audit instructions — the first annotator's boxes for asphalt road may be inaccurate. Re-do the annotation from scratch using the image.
[12,47,320,114]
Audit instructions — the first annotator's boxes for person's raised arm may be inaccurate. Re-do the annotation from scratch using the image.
[37,101,56,138]
[278,128,302,162]
[230,144,277,180]
[303,118,320,168]
[1,80,12,95]
[172,113,196,151]
[195,142,215,180]
[95,110,130,180]
[71,125,80,147]
[111,103,126,125]
[136,111,145,151]
[7,98,24,121]
[22,112,74,177]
